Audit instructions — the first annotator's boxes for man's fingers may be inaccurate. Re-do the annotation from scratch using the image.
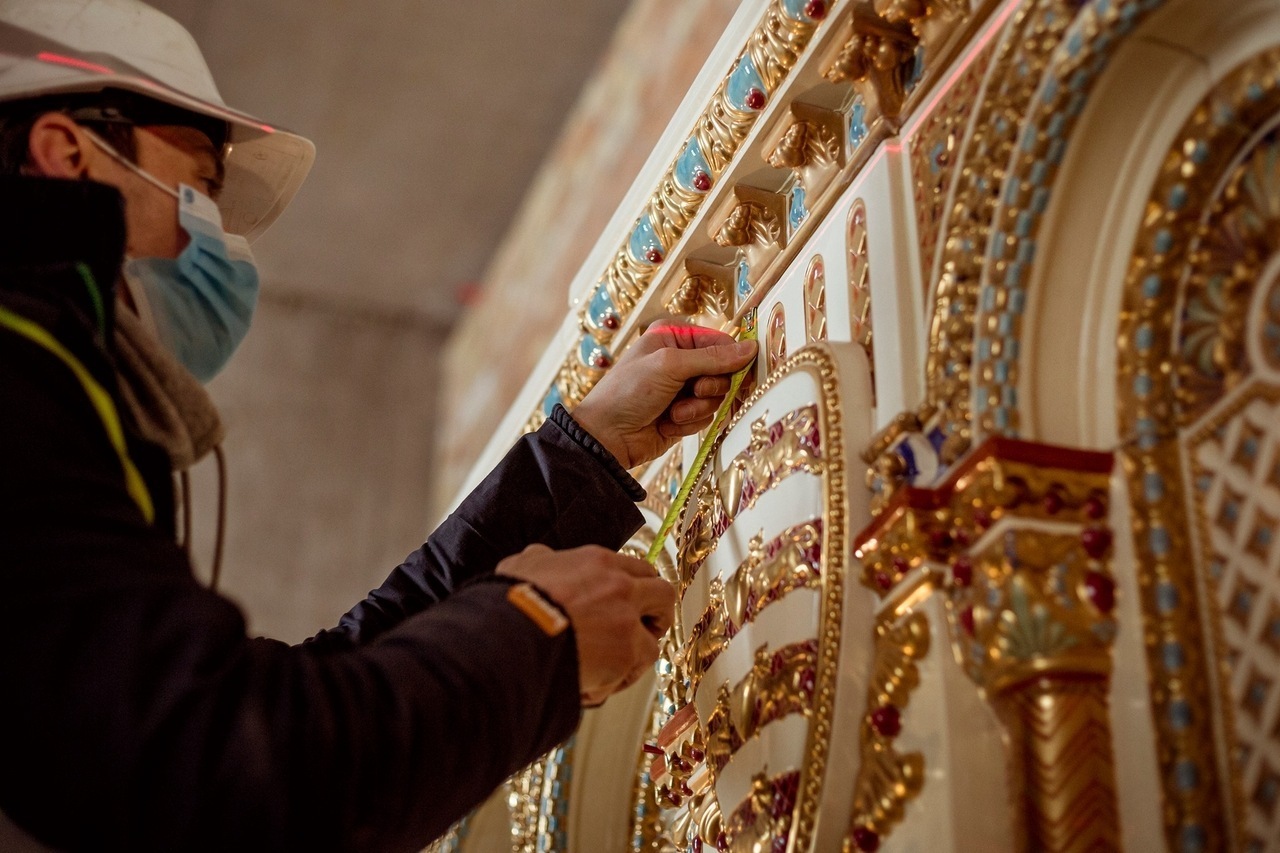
[613,553,660,578]
[633,576,676,636]
[670,396,722,425]
[653,340,757,384]
[692,375,732,398]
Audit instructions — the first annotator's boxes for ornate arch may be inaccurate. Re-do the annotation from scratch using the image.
[1117,48,1280,851]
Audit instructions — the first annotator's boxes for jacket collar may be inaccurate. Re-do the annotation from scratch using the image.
[0,175,127,309]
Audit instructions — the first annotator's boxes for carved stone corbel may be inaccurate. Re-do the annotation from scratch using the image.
[765,102,846,170]
[824,7,919,123]
[667,258,734,322]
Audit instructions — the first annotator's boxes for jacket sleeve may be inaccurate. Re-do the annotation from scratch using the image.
[311,404,646,648]
[0,334,595,852]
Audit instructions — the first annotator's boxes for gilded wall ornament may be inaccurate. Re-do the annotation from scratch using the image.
[715,200,785,249]
[766,118,842,170]
[824,8,920,123]
[853,437,1122,851]
[844,611,930,852]
[1116,48,1280,850]
[804,255,828,344]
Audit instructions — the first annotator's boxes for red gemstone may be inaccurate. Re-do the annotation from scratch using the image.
[870,704,901,738]
[800,667,816,695]
[874,570,894,591]
[602,314,619,330]
[804,0,828,19]
[960,606,976,635]
[1042,489,1064,515]
[693,170,712,192]
[1081,527,1113,559]
[951,556,973,588]
[953,528,972,547]
[929,529,954,553]
[716,832,729,851]
[593,356,611,369]
[973,510,992,530]
[645,247,664,264]
[1084,494,1107,520]
[690,837,702,853]
[745,88,766,110]
[1083,570,1116,614]
[853,826,881,851]
[892,556,910,574]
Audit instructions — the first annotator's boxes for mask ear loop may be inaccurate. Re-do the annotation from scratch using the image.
[81,126,180,200]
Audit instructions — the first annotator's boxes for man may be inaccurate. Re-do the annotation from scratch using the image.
[0,2,756,850]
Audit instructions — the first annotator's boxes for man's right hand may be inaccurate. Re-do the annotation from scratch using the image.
[496,544,675,705]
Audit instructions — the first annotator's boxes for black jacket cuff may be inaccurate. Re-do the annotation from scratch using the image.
[548,404,646,502]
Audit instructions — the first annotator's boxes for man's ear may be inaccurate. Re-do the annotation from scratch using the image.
[25,112,93,179]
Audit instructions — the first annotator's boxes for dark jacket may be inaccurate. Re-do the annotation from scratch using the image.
[0,177,645,852]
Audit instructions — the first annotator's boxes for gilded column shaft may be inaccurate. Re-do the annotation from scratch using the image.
[997,676,1121,853]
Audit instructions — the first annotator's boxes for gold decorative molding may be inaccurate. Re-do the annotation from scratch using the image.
[1116,47,1280,852]
[824,7,920,123]
[853,437,1121,851]
[844,611,930,852]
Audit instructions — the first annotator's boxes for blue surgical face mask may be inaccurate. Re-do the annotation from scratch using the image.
[87,130,259,382]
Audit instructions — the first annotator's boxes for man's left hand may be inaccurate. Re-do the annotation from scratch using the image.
[571,322,757,470]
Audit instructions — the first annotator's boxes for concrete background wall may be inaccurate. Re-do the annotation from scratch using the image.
[147,0,632,643]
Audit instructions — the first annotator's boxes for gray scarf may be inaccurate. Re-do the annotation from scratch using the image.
[112,305,223,471]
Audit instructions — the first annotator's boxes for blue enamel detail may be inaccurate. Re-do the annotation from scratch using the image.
[781,0,819,21]
[1163,641,1185,671]
[727,54,766,112]
[737,260,752,302]
[675,136,712,193]
[542,386,564,418]
[1169,699,1192,730]
[849,96,869,149]
[1175,761,1200,791]
[578,336,612,370]
[1157,582,1180,613]
[587,285,619,331]
[628,213,665,265]
[789,184,808,231]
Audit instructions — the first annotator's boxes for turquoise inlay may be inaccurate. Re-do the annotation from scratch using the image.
[1134,374,1153,396]
[849,97,869,149]
[1032,187,1050,214]
[929,140,947,174]
[1002,386,1017,407]
[1047,113,1066,138]
[974,394,989,414]
[587,285,618,330]
[1016,211,1034,237]
[1150,526,1171,557]
[1180,825,1207,853]
[1255,526,1274,548]
[1069,69,1089,93]
[1214,104,1236,127]
[789,184,808,231]
[1144,472,1165,501]
[1241,436,1259,460]
[981,285,997,312]
[1163,642,1186,670]
[906,47,925,93]
[1195,473,1212,493]
[781,0,821,21]
[1017,240,1037,265]
[1007,338,1020,359]
[675,136,712,192]
[1010,288,1026,314]
[994,360,1009,383]
[727,54,766,111]
[628,213,664,264]
[997,312,1013,335]
[1190,140,1209,164]
[992,231,1007,255]
[994,116,1009,135]
[1248,681,1268,706]
[1030,161,1049,186]
[1169,184,1188,210]
[1136,323,1155,351]
[1067,92,1087,118]
[1066,31,1084,56]
[1222,500,1239,522]
[1136,416,1158,436]
[578,336,612,369]
[1248,82,1265,102]
[978,338,992,360]
[1157,582,1180,614]
[994,406,1010,431]
[1176,761,1200,791]
[1048,138,1066,165]
[1143,274,1163,298]
[542,386,564,418]
[737,260,752,301]
[1042,78,1059,103]
[1169,699,1192,730]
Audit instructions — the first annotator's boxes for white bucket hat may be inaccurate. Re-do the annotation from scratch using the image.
[0,0,315,242]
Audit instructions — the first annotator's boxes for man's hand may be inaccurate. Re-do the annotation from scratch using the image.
[571,323,757,469]
[496,544,676,705]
